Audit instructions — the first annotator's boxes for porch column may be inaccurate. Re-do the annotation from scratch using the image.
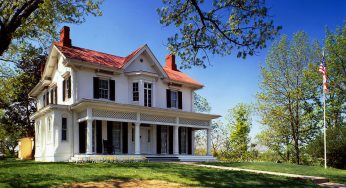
[173,126,179,155]
[206,128,212,156]
[86,119,93,154]
[134,122,141,154]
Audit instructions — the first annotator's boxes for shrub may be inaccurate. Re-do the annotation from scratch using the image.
[306,126,346,169]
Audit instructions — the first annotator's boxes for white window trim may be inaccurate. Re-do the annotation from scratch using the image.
[143,81,153,107]
[170,90,179,109]
[132,81,139,102]
[98,78,110,100]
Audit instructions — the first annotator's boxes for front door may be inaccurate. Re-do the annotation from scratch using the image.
[140,127,151,154]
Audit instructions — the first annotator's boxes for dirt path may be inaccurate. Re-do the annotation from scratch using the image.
[178,162,346,188]
[62,179,187,188]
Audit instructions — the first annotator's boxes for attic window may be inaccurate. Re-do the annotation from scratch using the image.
[140,58,143,63]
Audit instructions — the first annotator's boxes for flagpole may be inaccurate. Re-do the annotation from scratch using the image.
[322,49,327,169]
[323,86,327,169]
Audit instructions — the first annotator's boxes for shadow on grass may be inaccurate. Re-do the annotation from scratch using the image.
[145,163,318,188]
[202,161,346,185]
[0,160,318,187]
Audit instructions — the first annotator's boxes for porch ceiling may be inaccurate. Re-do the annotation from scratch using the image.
[71,99,220,120]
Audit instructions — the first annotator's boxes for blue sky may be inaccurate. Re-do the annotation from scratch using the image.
[63,0,346,138]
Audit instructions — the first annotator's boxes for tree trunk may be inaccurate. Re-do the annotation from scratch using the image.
[0,28,12,56]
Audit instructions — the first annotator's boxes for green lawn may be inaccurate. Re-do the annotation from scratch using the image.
[0,160,318,188]
[203,162,346,184]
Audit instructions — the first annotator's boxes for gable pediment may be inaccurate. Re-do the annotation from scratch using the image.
[123,45,167,78]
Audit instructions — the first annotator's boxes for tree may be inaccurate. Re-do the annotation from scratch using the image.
[323,24,346,127]
[193,92,211,113]
[257,32,321,164]
[0,46,45,137]
[307,126,346,169]
[226,103,252,160]
[0,0,102,58]
[193,92,211,154]
[158,0,281,68]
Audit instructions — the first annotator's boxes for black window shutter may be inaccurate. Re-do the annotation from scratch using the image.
[178,91,183,109]
[156,126,161,154]
[62,117,67,141]
[67,76,71,98]
[62,80,66,101]
[166,89,171,108]
[122,122,128,154]
[96,120,102,153]
[109,80,115,101]
[178,127,182,154]
[79,122,86,153]
[43,95,46,106]
[50,90,53,104]
[107,121,113,145]
[188,128,192,155]
[46,92,49,105]
[93,77,99,99]
[169,126,173,154]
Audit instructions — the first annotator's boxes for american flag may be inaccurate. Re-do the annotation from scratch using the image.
[319,55,328,93]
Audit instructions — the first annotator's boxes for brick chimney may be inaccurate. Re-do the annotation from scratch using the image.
[59,26,72,47]
[165,54,178,71]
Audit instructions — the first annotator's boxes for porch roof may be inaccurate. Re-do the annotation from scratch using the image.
[71,99,220,121]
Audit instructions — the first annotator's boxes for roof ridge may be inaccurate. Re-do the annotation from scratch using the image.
[54,42,144,61]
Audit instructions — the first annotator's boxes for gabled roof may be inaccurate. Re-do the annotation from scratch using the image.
[54,42,203,88]
[54,42,143,69]
[163,67,203,88]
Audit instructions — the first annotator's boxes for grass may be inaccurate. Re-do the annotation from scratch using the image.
[0,159,319,188]
[203,161,346,184]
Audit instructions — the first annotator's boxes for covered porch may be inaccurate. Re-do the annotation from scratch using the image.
[72,100,218,158]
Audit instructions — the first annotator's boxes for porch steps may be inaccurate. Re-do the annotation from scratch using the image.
[69,154,147,162]
[146,156,180,162]
[69,155,217,162]
[146,155,217,162]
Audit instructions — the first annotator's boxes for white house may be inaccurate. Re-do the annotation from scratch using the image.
[29,26,219,162]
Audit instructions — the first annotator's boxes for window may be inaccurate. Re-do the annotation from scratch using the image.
[99,79,109,99]
[132,82,139,101]
[45,91,49,105]
[43,94,46,107]
[144,82,152,107]
[170,91,178,108]
[47,117,52,143]
[131,127,134,142]
[54,86,58,104]
[61,117,67,141]
[50,86,58,104]
[167,90,182,109]
[63,75,71,101]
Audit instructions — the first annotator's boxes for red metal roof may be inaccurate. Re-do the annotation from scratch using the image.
[163,67,203,88]
[54,42,143,69]
[54,43,203,88]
